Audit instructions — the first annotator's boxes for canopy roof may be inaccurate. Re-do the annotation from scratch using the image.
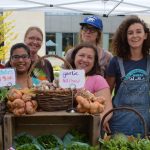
[1,0,150,16]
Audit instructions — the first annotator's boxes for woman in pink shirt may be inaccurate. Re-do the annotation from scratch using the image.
[70,42,113,129]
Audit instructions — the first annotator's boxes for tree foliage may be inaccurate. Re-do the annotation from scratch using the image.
[0,11,17,61]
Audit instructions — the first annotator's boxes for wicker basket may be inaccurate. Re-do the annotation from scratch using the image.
[35,89,76,111]
[100,107,148,138]
[99,107,148,149]
[29,54,75,111]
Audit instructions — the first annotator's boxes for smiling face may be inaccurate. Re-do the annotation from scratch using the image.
[24,29,43,56]
[10,48,31,74]
[74,47,95,74]
[127,23,147,51]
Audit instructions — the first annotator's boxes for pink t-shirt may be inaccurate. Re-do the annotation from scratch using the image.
[84,75,109,93]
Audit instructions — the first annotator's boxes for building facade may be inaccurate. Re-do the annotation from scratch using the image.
[45,14,125,56]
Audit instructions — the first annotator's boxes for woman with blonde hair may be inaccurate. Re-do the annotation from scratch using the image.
[65,16,112,77]
[24,26,54,82]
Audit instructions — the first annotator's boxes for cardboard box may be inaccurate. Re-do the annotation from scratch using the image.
[4,112,100,150]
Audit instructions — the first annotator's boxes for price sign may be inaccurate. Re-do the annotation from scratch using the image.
[0,68,16,87]
[59,69,85,89]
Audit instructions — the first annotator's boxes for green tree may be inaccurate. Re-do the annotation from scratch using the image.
[0,11,17,62]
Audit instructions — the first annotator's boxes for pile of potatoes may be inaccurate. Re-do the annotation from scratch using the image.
[75,89,105,114]
[7,88,38,116]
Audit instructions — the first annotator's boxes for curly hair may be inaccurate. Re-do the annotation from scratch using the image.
[70,42,101,76]
[112,15,150,59]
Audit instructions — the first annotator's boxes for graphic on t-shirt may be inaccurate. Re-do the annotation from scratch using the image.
[32,68,47,81]
[124,69,147,80]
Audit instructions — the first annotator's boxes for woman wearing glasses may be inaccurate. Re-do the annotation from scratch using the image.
[24,26,54,82]
[5,43,40,88]
[65,15,112,77]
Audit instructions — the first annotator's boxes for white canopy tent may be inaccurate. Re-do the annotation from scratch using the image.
[1,0,150,17]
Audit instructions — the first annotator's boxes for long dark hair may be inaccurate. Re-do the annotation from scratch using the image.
[71,43,101,76]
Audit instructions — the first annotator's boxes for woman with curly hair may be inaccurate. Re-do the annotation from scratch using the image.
[106,15,150,137]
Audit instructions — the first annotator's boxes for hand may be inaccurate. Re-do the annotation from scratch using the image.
[103,122,111,134]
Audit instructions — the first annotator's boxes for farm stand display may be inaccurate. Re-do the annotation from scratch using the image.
[4,111,100,150]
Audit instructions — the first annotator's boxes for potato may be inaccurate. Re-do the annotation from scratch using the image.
[13,107,25,116]
[76,96,90,109]
[7,88,22,101]
[12,99,25,109]
[25,101,36,114]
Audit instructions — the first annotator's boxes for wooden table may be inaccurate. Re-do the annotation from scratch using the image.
[0,125,3,150]
[4,111,100,150]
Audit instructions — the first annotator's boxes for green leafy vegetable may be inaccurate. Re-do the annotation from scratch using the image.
[66,141,90,150]
[100,133,150,150]
[13,133,35,148]
[0,87,8,101]
[36,134,63,150]
[69,129,88,143]
[16,144,40,150]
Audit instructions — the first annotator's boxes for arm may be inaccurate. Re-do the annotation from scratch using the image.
[94,87,113,125]
[106,76,116,94]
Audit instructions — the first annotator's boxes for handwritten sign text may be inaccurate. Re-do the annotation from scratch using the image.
[59,70,85,89]
[0,68,16,87]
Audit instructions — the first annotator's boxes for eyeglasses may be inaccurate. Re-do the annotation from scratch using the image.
[28,36,42,42]
[11,54,30,61]
[82,26,98,33]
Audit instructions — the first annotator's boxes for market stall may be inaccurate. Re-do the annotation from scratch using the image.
[0,54,106,150]
[4,111,100,150]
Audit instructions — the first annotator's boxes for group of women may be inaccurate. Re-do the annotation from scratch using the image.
[3,15,150,137]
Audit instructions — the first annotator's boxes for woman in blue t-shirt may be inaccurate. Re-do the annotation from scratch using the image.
[106,16,150,137]
[5,43,40,88]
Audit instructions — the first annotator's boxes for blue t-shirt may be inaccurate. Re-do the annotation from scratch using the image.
[106,56,147,95]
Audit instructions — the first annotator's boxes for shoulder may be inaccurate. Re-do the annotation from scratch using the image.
[0,64,5,68]
[65,48,74,57]
[85,75,109,93]
[109,56,118,64]
[106,56,120,76]
[103,50,113,58]
[88,75,108,84]
[89,74,104,79]
[64,48,75,67]
[44,59,52,65]
[91,75,109,88]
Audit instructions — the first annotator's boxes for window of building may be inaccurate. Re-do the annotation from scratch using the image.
[109,33,114,53]
[46,33,56,55]
[46,32,78,56]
